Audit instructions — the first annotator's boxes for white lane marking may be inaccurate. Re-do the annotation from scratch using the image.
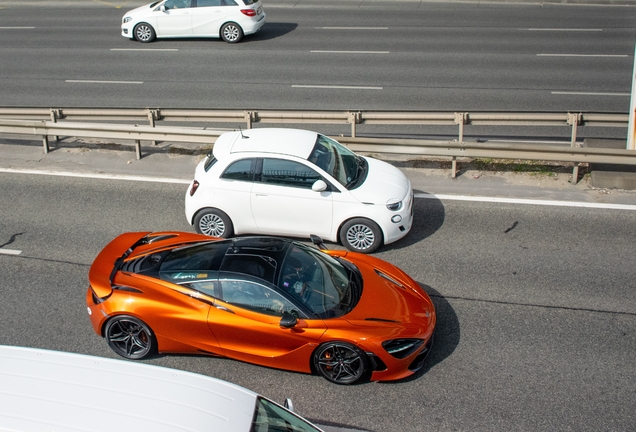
[317,27,388,30]
[537,54,628,58]
[292,84,383,90]
[0,27,35,29]
[110,48,179,51]
[416,193,636,211]
[0,249,22,256]
[0,168,190,184]
[522,28,602,32]
[310,50,390,54]
[551,91,630,96]
[3,168,635,211]
[65,80,143,84]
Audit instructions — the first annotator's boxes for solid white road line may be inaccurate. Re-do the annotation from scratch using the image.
[0,249,22,256]
[0,168,190,184]
[537,54,628,58]
[522,28,602,32]
[416,193,636,211]
[310,50,390,54]
[292,84,383,90]
[2,168,635,211]
[65,80,143,84]
[0,27,35,29]
[551,91,630,96]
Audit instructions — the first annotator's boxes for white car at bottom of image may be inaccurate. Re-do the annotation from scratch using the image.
[185,128,414,253]
[121,0,266,44]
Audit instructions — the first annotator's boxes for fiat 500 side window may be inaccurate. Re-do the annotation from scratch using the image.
[220,158,257,181]
[259,158,322,189]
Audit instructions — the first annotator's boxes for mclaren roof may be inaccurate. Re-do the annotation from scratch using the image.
[212,128,319,160]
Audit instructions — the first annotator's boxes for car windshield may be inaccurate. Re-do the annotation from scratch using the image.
[278,243,360,319]
[251,397,321,432]
[307,135,366,189]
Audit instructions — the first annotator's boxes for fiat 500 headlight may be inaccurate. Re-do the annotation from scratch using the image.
[123,17,132,23]
[386,200,403,211]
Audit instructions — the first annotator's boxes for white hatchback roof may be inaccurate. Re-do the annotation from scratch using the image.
[212,128,319,160]
[0,345,257,432]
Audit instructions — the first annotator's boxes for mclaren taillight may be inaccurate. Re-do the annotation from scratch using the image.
[241,9,257,17]
[189,180,200,196]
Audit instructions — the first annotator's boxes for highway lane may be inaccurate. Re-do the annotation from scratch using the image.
[0,171,635,430]
[0,3,635,113]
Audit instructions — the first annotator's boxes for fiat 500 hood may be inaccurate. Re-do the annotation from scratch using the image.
[348,157,411,204]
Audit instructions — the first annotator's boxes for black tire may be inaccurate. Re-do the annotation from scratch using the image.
[193,208,234,238]
[134,22,156,43]
[339,218,382,253]
[220,22,243,43]
[312,342,369,385]
[104,315,156,360]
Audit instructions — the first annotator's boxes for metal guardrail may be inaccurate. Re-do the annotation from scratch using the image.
[2,118,635,183]
[0,107,629,145]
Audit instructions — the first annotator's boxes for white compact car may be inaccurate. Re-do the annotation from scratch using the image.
[185,128,414,253]
[121,0,266,43]
[0,345,322,432]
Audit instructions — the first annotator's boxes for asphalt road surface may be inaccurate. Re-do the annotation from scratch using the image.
[0,149,635,430]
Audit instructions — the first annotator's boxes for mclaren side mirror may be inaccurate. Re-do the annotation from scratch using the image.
[279,312,297,328]
[311,179,328,192]
[310,234,326,250]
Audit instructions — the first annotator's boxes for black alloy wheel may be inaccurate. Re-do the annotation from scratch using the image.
[313,342,369,385]
[105,315,156,360]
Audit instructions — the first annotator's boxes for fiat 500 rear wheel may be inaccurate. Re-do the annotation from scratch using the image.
[105,315,156,360]
[194,208,234,238]
[313,342,369,385]
[339,218,382,253]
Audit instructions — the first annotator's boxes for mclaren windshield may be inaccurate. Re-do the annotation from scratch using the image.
[278,243,361,319]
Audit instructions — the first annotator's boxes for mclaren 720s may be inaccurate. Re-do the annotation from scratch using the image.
[86,231,436,385]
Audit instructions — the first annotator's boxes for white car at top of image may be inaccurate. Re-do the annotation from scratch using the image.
[121,0,266,44]
[185,128,414,254]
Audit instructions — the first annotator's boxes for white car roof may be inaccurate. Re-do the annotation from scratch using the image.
[0,345,257,432]
[213,128,319,160]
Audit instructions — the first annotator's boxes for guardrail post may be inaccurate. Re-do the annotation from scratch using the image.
[347,111,362,137]
[454,112,468,142]
[567,113,582,147]
[50,109,61,142]
[572,163,580,184]
[42,135,49,154]
[451,156,457,178]
[244,111,255,129]
[135,140,142,160]
[147,109,159,146]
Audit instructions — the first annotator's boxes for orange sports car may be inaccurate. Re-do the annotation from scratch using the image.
[86,232,436,384]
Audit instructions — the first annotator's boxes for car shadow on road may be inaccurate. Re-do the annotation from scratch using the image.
[381,191,445,252]
[381,284,460,385]
[249,22,298,41]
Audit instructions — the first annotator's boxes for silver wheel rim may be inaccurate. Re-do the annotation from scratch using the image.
[136,25,151,42]
[223,25,240,42]
[346,224,375,250]
[199,213,226,237]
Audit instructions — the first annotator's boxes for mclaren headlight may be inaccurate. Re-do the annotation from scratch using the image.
[382,338,424,359]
